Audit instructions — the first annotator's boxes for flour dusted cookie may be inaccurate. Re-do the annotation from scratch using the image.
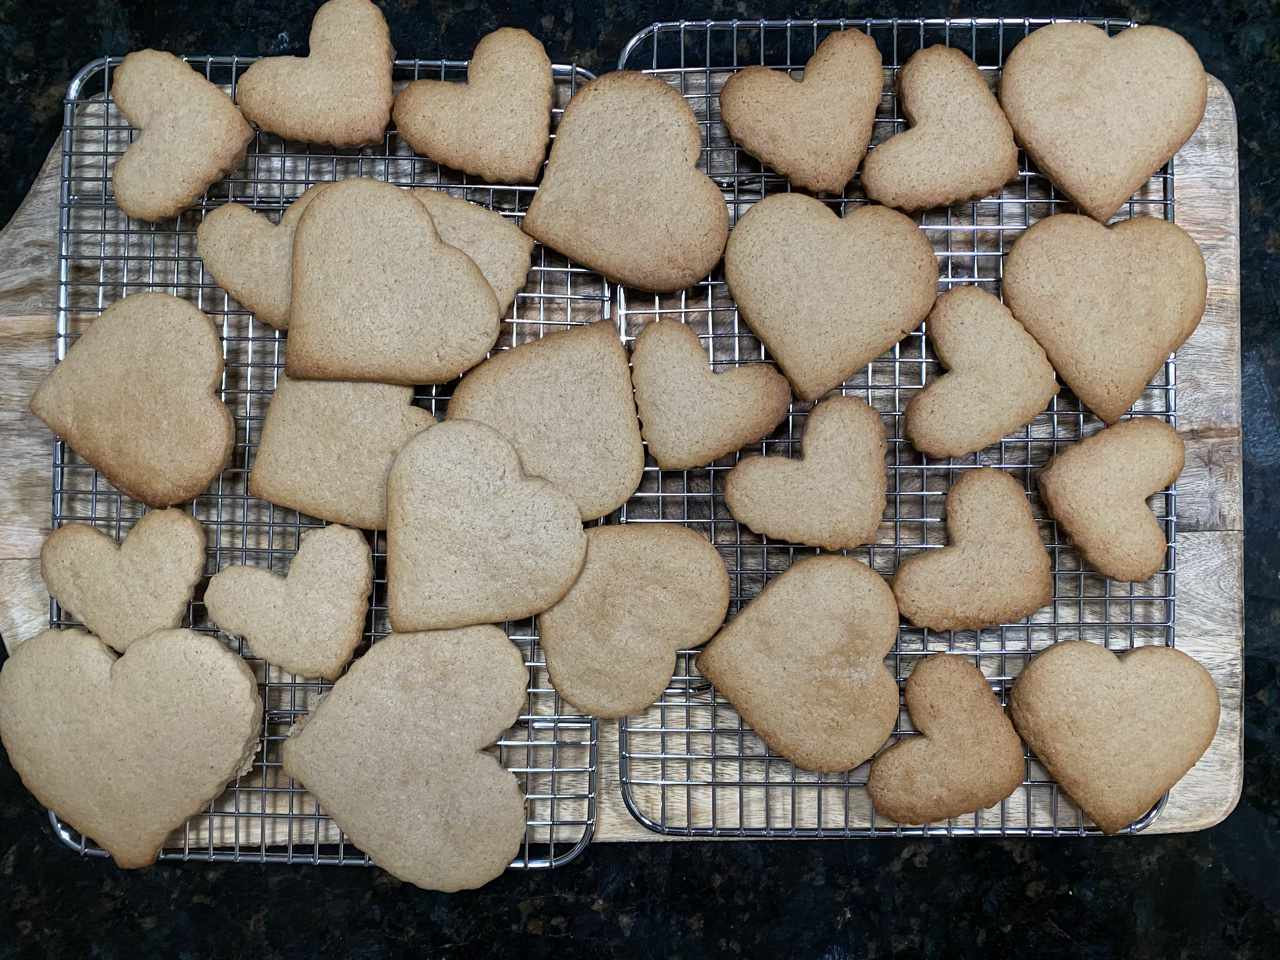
[698,555,898,772]
[719,30,882,194]
[1038,418,1183,582]
[725,194,938,402]
[906,286,1057,458]
[235,0,394,147]
[523,71,729,292]
[1009,640,1219,834]
[40,510,205,653]
[0,627,261,868]
[29,293,234,506]
[724,395,886,551]
[412,190,534,313]
[1003,214,1206,424]
[539,525,729,719]
[447,323,643,521]
[394,28,553,182]
[1000,23,1207,222]
[282,627,527,891]
[893,467,1051,631]
[862,46,1018,210]
[866,654,1024,824]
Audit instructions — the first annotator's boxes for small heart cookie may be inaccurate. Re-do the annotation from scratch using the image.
[1009,640,1219,834]
[522,71,729,293]
[866,654,1024,824]
[725,194,938,402]
[1003,214,1206,424]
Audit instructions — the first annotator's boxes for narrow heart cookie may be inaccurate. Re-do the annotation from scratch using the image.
[697,555,899,773]
[1000,23,1207,222]
[282,627,527,891]
[725,194,938,402]
[906,286,1057,458]
[0,628,261,868]
[861,46,1019,210]
[893,467,1052,631]
[1003,214,1206,424]
[723,395,886,551]
[235,0,395,147]
[522,71,729,293]
[718,29,883,194]
[40,510,206,653]
[866,654,1024,824]
[1038,418,1183,582]
[29,293,234,506]
[1008,640,1219,834]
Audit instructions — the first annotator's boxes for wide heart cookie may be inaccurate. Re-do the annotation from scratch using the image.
[205,525,372,680]
[906,286,1057,458]
[866,654,1024,825]
[1038,418,1184,582]
[393,28,553,183]
[723,395,886,551]
[235,0,395,147]
[1000,23,1207,223]
[29,293,234,506]
[1009,640,1219,834]
[110,50,253,222]
[40,510,206,653]
[386,420,587,631]
[697,555,899,773]
[893,467,1052,631]
[862,45,1019,210]
[0,627,261,868]
[522,71,729,293]
[282,627,527,891]
[719,29,883,194]
[1003,214,1206,424]
[725,194,938,402]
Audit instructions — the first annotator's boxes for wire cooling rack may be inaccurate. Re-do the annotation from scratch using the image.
[614,18,1178,837]
[51,57,601,868]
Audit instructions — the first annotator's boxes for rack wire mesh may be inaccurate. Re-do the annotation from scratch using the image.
[614,18,1178,837]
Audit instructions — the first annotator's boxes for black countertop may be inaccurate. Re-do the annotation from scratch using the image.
[1,2,1277,957]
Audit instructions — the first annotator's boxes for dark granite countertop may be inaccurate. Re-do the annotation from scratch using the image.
[1,1,1276,957]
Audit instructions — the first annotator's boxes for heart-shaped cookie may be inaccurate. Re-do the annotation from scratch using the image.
[862,45,1019,211]
[866,654,1024,824]
[205,525,372,680]
[906,286,1057,458]
[1003,214,1206,424]
[40,510,206,653]
[719,29,883,194]
[386,419,587,631]
[29,293,234,506]
[1038,418,1184,582]
[697,555,899,772]
[725,195,938,402]
[1000,23,1207,223]
[282,627,528,891]
[0,627,261,868]
[1009,640,1219,834]
[522,71,730,293]
[235,0,395,147]
[893,467,1052,631]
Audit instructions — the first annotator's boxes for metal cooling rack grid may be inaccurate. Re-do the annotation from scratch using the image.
[50,57,602,868]
[615,18,1177,837]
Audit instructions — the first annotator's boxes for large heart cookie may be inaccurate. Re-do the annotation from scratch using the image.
[1003,214,1206,424]
[1000,24,1207,223]
[29,293,234,506]
[282,627,528,891]
[1009,640,1219,834]
[725,194,938,402]
[522,71,729,293]
[0,628,261,868]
